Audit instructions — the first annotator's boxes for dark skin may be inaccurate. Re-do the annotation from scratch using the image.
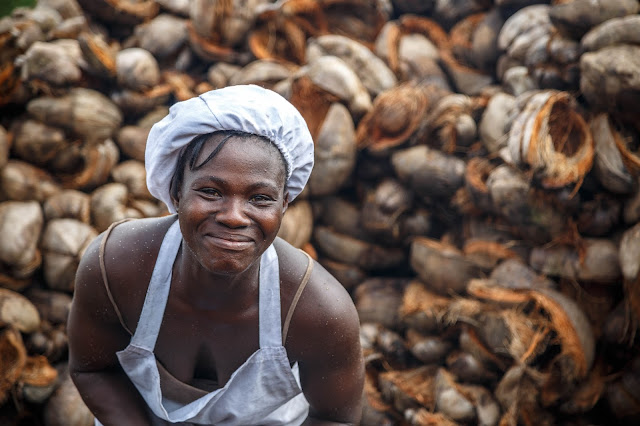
[68,134,364,425]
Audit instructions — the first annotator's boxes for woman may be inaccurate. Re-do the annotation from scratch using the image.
[68,85,365,425]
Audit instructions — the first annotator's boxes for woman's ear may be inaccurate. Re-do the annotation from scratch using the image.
[282,191,289,214]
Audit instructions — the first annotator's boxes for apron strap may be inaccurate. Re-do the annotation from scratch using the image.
[258,245,282,348]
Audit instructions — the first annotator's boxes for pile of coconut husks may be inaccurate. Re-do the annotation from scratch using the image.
[1,0,640,424]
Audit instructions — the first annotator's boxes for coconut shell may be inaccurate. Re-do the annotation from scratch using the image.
[581,15,640,53]
[308,102,356,196]
[27,88,123,143]
[43,189,90,223]
[228,59,294,88]
[277,200,313,249]
[0,288,41,333]
[48,15,88,40]
[306,34,397,97]
[406,329,452,365]
[410,237,482,295]
[17,40,82,86]
[360,179,412,243]
[25,288,72,325]
[90,182,143,232]
[489,258,555,290]
[38,0,83,19]
[591,113,637,194]
[116,125,150,162]
[135,14,188,59]
[580,45,640,123]
[479,92,516,154]
[426,93,478,153]
[495,365,549,426]
[399,281,451,333]
[41,218,98,292]
[190,0,265,48]
[44,367,94,426]
[354,278,408,330]
[434,368,476,422]
[549,0,639,40]
[0,327,27,404]
[313,226,405,271]
[391,145,466,200]
[110,159,151,200]
[0,200,44,279]
[76,0,158,25]
[405,409,457,426]
[0,160,61,202]
[57,138,119,190]
[498,5,552,63]
[529,238,621,283]
[115,47,160,91]
[313,196,368,240]
[18,354,58,403]
[12,119,68,166]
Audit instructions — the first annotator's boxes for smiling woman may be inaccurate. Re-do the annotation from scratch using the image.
[67,85,365,426]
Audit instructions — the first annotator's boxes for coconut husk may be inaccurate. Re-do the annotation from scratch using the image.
[0,200,44,279]
[379,365,439,413]
[581,15,640,53]
[317,258,365,291]
[464,157,496,212]
[77,31,117,79]
[277,200,313,249]
[56,138,119,191]
[306,34,397,97]
[405,409,457,426]
[228,59,294,88]
[376,327,410,369]
[190,0,265,48]
[580,45,640,123]
[399,280,451,333]
[0,288,41,333]
[25,288,72,325]
[433,368,476,422]
[459,326,509,371]
[391,145,466,200]
[361,374,396,426]
[495,364,551,426]
[446,350,500,384]
[76,0,158,25]
[463,240,520,271]
[26,88,123,143]
[313,196,368,240]
[43,189,90,223]
[354,278,408,330]
[115,47,160,91]
[529,238,621,283]
[90,182,143,232]
[248,0,326,65]
[605,356,640,422]
[19,354,58,389]
[44,367,94,426]
[313,225,405,271]
[0,327,27,404]
[111,83,173,116]
[426,93,480,153]
[48,15,88,40]
[0,160,61,202]
[356,83,431,155]
[115,125,150,162]
[320,0,389,45]
[591,113,637,194]
[110,159,151,200]
[12,119,68,166]
[41,218,98,292]
[479,92,516,154]
[410,237,482,295]
[498,5,552,63]
[549,0,639,40]
[288,75,340,140]
[38,0,83,20]
[26,321,68,363]
[360,179,412,243]
[576,193,621,237]
[207,62,241,88]
[406,329,453,365]
[489,259,555,291]
[0,126,8,170]
[504,90,593,189]
[308,102,356,196]
[134,14,188,59]
[17,40,82,86]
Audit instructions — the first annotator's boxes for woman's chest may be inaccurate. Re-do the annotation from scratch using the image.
[152,304,261,389]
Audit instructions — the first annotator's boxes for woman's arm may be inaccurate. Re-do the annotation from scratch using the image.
[286,258,365,425]
[68,235,154,426]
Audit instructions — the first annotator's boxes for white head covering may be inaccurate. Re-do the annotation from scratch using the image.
[145,85,314,213]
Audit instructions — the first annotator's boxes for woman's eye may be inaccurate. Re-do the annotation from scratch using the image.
[198,188,220,196]
[251,194,274,203]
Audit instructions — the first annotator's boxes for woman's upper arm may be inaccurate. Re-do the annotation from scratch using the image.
[290,266,365,424]
[68,234,131,374]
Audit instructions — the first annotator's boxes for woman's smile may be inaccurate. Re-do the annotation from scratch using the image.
[204,233,254,251]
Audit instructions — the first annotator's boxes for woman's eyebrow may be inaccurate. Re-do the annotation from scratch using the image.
[193,176,280,193]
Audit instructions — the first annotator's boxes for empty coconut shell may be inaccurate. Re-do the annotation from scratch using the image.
[43,189,91,223]
[0,288,41,333]
[0,200,44,279]
[0,160,61,202]
[0,327,27,404]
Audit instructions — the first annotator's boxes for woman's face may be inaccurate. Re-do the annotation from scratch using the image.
[174,134,289,275]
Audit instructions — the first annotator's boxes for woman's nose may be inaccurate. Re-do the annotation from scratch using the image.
[216,198,250,228]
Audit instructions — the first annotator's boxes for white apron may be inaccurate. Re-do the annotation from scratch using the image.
[96,220,309,425]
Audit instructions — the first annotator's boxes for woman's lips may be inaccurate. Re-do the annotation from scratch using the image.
[204,235,254,251]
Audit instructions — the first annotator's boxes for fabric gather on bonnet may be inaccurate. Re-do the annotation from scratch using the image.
[145,84,315,213]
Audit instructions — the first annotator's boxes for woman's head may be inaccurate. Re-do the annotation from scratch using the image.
[145,85,314,214]
[171,131,290,274]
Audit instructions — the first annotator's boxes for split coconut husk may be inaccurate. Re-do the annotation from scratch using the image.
[55,138,119,191]
[11,119,68,166]
[110,160,151,200]
[391,145,466,200]
[90,182,144,232]
[356,83,432,155]
[503,90,593,189]
[581,15,640,53]
[306,34,397,97]
[307,102,356,196]
[0,160,61,202]
[25,288,72,325]
[227,59,295,88]
[425,93,480,153]
[320,0,389,46]
[489,259,555,291]
[463,157,496,212]
[288,75,340,140]
[605,356,640,422]
[0,327,27,404]
[360,179,412,243]
[77,31,117,79]
[134,13,188,60]
[462,239,520,271]
[76,0,158,25]
[410,237,482,295]
[0,126,8,170]
[378,365,439,413]
[17,40,82,87]
[0,200,44,279]
[619,222,640,324]
[399,281,452,334]
[313,196,368,240]
[26,87,123,143]
[27,320,69,362]
[277,200,313,249]
[115,47,160,91]
[116,125,150,162]
[354,278,408,330]
[18,354,58,404]
[406,329,453,365]
[445,350,500,384]
[44,367,94,426]
[549,0,639,40]
[313,226,405,271]
[41,218,98,292]
[0,288,41,333]
[43,189,91,223]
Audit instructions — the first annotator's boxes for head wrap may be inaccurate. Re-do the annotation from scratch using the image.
[145,85,314,213]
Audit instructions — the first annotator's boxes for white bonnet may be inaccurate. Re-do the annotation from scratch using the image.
[145,84,314,213]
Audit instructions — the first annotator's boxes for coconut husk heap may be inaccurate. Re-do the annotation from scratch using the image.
[1,0,640,424]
